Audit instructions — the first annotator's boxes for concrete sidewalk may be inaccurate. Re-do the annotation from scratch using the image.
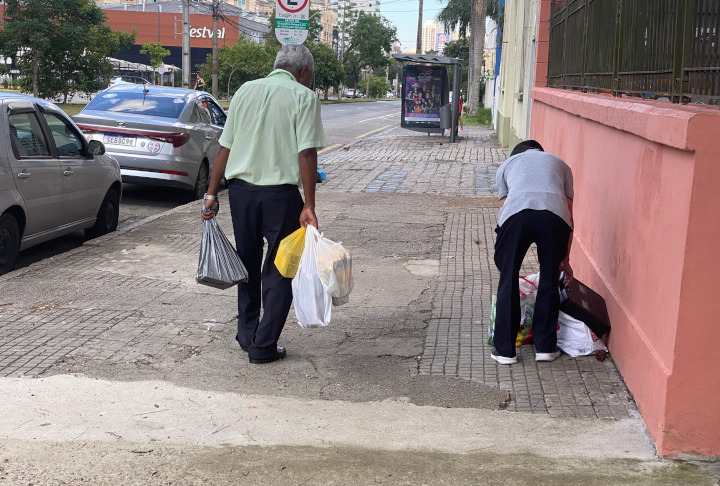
[0,126,716,485]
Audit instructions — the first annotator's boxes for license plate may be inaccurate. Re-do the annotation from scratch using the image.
[104,134,136,147]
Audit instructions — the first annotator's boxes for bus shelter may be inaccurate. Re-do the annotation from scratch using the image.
[392,54,462,143]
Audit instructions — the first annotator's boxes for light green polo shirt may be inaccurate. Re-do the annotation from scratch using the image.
[219,69,326,186]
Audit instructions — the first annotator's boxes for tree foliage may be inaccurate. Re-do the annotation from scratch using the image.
[437,0,493,115]
[307,41,344,100]
[443,37,469,63]
[438,0,501,37]
[345,12,396,95]
[438,0,471,39]
[200,36,277,99]
[369,76,390,99]
[347,12,396,68]
[0,0,134,102]
[140,42,171,85]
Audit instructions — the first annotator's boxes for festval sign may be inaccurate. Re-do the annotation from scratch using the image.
[275,0,309,45]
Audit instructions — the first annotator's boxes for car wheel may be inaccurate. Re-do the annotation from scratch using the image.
[192,162,209,201]
[0,213,20,276]
[85,188,120,240]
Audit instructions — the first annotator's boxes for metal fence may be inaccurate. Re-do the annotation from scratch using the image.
[548,0,720,104]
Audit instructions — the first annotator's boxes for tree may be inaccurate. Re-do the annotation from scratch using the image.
[0,0,134,100]
[346,12,396,97]
[443,37,470,63]
[467,0,487,115]
[140,42,171,85]
[438,0,495,115]
[369,76,390,99]
[437,0,471,39]
[307,41,344,100]
[200,36,277,99]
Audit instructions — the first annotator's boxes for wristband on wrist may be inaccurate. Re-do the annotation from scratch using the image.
[204,193,217,200]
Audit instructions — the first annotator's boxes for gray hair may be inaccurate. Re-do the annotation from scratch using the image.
[274,44,314,72]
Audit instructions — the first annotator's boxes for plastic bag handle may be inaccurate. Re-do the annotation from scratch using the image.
[518,276,538,297]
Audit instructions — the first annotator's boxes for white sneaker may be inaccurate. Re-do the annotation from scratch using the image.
[491,348,518,365]
[535,348,562,362]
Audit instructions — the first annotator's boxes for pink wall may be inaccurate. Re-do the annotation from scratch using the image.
[529,87,720,456]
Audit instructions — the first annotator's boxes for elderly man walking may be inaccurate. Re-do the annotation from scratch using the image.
[492,140,574,365]
[201,45,326,364]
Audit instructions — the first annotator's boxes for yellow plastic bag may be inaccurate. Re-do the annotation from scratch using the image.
[275,227,306,278]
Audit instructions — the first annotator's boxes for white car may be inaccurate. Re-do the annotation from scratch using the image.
[109,75,151,87]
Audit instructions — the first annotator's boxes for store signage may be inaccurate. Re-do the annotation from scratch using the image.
[190,27,226,39]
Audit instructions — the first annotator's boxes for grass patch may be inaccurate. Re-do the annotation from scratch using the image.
[462,106,493,127]
[55,103,88,117]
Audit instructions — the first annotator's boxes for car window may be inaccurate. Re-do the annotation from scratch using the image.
[191,98,213,124]
[207,100,227,126]
[41,112,85,157]
[8,112,50,158]
[85,90,187,119]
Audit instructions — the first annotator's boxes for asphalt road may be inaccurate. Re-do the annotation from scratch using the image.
[14,100,401,271]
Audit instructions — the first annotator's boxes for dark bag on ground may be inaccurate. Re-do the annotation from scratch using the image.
[196,217,249,289]
[559,273,611,340]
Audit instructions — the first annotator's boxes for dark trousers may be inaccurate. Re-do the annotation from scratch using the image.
[493,209,571,357]
[228,179,303,360]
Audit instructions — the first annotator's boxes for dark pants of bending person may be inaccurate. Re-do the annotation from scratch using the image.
[493,209,571,358]
[228,179,303,361]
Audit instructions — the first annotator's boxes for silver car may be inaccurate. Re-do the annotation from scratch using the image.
[0,92,122,275]
[73,85,226,199]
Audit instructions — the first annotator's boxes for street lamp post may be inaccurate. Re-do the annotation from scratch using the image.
[182,0,191,89]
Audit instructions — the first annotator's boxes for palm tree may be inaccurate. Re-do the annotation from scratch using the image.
[467,0,486,116]
[439,0,500,116]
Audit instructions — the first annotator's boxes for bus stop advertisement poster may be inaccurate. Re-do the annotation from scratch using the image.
[401,65,448,129]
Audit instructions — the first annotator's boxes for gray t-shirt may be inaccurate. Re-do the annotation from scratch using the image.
[496,149,574,228]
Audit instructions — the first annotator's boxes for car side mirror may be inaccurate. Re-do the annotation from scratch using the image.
[88,139,105,156]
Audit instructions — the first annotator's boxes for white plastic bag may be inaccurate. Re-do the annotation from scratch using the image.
[292,225,332,328]
[557,312,608,357]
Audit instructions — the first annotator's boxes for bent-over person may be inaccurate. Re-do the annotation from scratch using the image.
[492,140,574,365]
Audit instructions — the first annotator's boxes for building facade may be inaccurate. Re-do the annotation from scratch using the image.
[421,20,438,55]
[95,2,269,71]
[498,0,720,457]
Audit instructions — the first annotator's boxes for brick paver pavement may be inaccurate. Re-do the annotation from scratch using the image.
[320,126,637,419]
[0,123,638,420]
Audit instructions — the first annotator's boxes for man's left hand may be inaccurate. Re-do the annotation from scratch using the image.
[300,206,318,229]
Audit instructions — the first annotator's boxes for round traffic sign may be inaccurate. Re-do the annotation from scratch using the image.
[277,0,309,14]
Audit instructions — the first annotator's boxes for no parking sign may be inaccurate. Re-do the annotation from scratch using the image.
[275,0,309,45]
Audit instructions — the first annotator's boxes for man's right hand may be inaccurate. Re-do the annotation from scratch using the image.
[300,206,318,229]
[559,258,574,284]
[201,199,218,220]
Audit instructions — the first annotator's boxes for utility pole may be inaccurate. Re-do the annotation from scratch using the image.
[182,0,191,89]
[416,0,423,54]
[212,0,220,98]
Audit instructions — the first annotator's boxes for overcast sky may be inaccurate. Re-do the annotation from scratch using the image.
[378,0,448,51]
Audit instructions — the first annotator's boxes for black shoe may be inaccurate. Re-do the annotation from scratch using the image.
[249,346,287,364]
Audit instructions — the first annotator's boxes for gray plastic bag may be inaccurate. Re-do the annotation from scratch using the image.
[196,217,249,290]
